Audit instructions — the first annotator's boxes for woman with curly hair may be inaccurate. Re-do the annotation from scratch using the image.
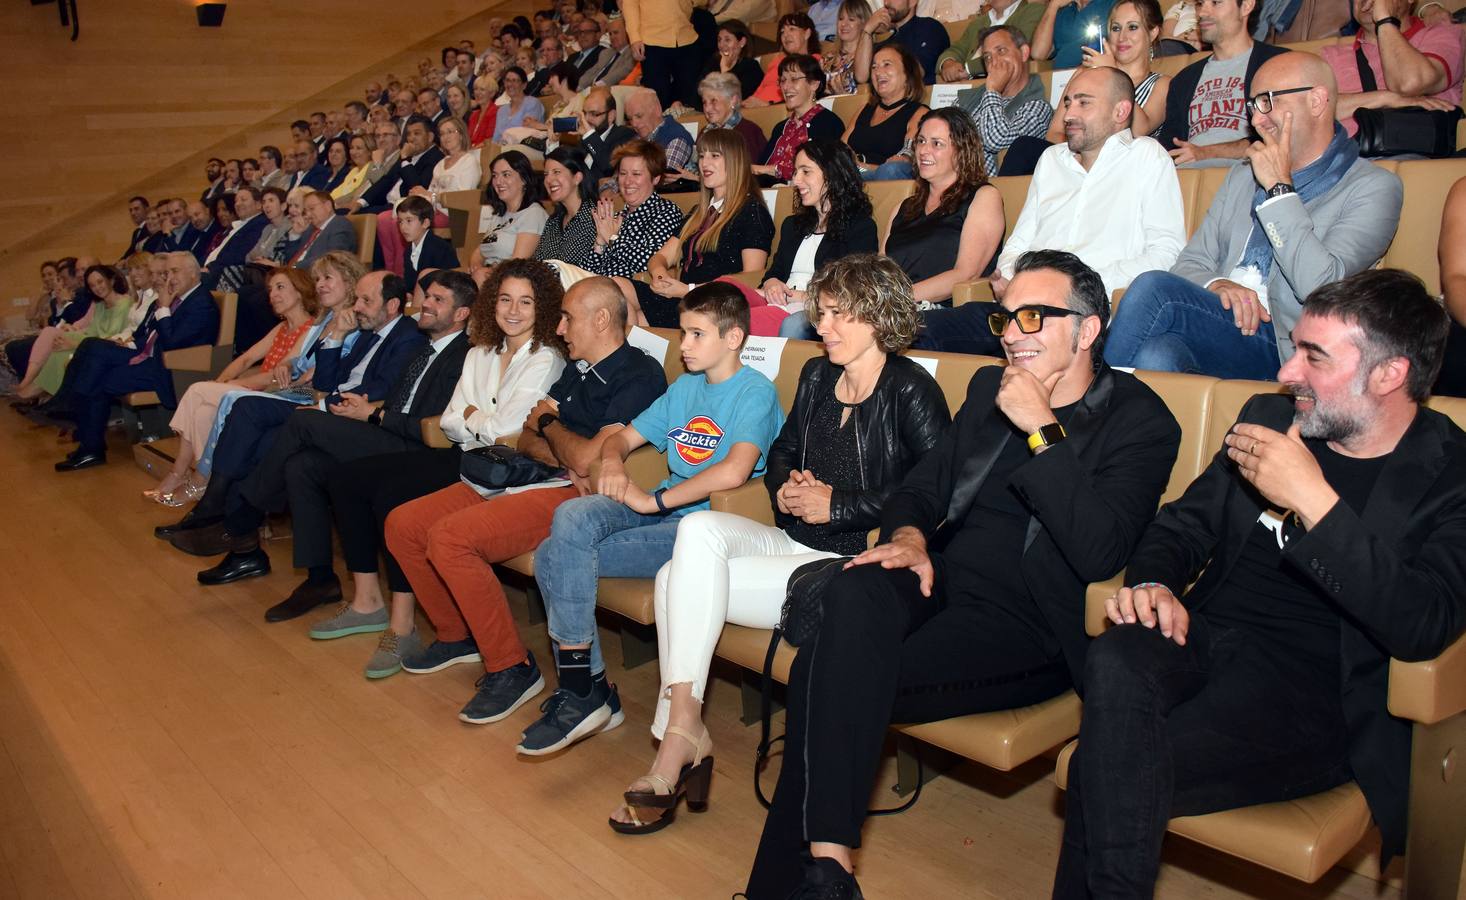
[608,253,949,835]
[326,261,568,679]
[883,107,1005,308]
[759,140,878,337]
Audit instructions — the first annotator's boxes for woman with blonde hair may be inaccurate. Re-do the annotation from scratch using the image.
[145,267,319,504]
[825,0,872,95]
[330,134,380,207]
[618,128,774,327]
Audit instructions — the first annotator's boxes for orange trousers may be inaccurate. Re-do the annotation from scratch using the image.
[384,482,579,673]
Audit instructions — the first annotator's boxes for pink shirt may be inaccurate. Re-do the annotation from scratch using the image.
[1322,20,1465,135]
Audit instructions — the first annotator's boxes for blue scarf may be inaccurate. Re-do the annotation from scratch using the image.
[1239,124,1357,277]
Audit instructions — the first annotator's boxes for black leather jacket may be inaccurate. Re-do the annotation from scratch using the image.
[765,353,950,535]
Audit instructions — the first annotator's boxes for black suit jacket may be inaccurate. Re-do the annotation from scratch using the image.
[762,214,879,286]
[1126,393,1466,859]
[380,330,470,442]
[357,146,446,212]
[404,232,461,290]
[880,365,1182,690]
[583,124,636,183]
[312,316,429,402]
[1158,41,1286,151]
[572,44,609,79]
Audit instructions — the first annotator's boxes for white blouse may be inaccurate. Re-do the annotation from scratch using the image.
[429,153,483,213]
[438,340,565,450]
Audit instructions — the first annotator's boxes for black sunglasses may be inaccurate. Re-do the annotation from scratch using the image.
[1245,85,1313,115]
[988,303,1079,336]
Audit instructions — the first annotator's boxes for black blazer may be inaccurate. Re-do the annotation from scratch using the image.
[1158,41,1286,151]
[357,146,446,212]
[880,365,1182,689]
[380,330,470,442]
[312,316,429,402]
[403,232,461,290]
[762,214,879,286]
[584,124,637,182]
[1126,393,1466,860]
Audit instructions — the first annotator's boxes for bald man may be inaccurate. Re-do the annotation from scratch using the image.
[624,89,694,179]
[1105,51,1404,380]
[916,66,1187,355]
[378,277,667,727]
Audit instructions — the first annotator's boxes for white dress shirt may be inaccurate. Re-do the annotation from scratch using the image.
[996,130,1186,297]
[439,340,566,449]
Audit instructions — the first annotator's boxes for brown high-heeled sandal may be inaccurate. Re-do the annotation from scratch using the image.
[609,725,714,836]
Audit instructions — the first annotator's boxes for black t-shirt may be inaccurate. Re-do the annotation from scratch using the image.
[1207,441,1389,667]
[548,341,667,438]
[785,396,866,556]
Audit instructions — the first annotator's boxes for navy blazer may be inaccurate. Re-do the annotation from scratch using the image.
[403,233,460,290]
[166,225,209,261]
[301,164,334,190]
[207,215,270,272]
[131,283,220,358]
[311,316,427,403]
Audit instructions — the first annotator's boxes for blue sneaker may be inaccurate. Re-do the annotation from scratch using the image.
[515,679,625,756]
[458,654,546,724]
[402,637,482,674]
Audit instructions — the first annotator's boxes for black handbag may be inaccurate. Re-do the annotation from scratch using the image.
[1352,46,1463,158]
[458,443,563,492]
[752,555,923,816]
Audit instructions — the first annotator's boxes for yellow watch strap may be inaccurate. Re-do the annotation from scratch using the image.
[1027,424,1066,451]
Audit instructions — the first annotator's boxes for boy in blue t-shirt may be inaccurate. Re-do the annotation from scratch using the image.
[521,282,784,756]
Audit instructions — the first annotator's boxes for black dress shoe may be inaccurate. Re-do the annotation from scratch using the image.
[264,576,344,622]
[154,512,223,540]
[198,549,271,585]
[170,522,257,557]
[54,450,106,472]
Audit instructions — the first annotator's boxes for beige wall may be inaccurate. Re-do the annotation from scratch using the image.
[0,0,527,298]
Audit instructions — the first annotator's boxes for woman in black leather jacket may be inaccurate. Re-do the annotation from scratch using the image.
[608,253,949,835]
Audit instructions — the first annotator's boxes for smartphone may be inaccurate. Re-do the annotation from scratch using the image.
[1084,22,1104,53]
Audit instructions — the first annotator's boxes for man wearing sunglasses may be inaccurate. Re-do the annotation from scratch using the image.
[1106,51,1403,380]
[745,249,1181,899]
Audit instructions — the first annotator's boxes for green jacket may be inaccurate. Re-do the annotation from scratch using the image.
[934,2,1047,79]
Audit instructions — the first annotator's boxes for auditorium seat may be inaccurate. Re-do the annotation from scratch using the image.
[347,213,376,265]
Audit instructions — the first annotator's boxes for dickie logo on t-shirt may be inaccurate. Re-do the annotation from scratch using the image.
[669,416,724,465]
[1188,75,1246,133]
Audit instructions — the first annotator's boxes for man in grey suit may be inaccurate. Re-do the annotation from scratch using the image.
[1105,52,1404,380]
[591,17,637,87]
[257,146,289,190]
[366,124,402,189]
[292,192,359,269]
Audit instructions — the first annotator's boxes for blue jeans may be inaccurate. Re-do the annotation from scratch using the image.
[1104,271,1281,380]
[911,302,1004,356]
[860,160,914,181]
[778,314,816,340]
[534,494,683,674]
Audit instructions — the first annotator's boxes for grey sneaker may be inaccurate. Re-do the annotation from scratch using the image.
[308,602,389,640]
[364,629,422,680]
[516,679,624,756]
[458,653,546,724]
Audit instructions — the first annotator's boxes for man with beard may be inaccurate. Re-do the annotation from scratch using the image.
[1054,268,1466,898]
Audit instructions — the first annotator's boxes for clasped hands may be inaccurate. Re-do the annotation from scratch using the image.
[777,469,833,524]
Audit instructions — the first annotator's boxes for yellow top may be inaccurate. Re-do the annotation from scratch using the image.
[622,0,698,48]
[330,165,372,201]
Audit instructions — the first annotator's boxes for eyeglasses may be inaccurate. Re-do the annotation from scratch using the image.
[987,303,1079,336]
[1245,86,1312,115]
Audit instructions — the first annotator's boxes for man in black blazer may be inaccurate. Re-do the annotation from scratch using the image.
[580,87,636,187]
[119,196,150,260]
[159,270,427,545]
[1053,269,1466,897]
[192,272,475,606]
[351,118,444,215]
[391,195,460,290]
[746,251,1182,899]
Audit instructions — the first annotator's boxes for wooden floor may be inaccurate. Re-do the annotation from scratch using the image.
[0,414,1405,900]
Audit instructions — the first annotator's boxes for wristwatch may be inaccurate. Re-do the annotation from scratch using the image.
[1373,15,1402,28]
[1266,182,1297,199]
[1027,423,1067,452]
[536,412,558,436]
[368,407,384,426]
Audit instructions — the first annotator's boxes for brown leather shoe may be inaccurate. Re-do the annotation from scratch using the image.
[169,522,258,557]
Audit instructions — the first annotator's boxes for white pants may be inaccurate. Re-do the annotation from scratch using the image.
[651,510,838,738]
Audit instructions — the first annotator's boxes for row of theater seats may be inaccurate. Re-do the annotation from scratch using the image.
[437,326,1462,892]
[426,155,1466,304]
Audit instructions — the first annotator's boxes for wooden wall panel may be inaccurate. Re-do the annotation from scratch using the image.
[0,0,531,298]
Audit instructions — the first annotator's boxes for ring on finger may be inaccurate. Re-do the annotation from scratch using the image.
[1251,440,1258,454]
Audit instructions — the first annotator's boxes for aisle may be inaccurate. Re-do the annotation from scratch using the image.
[0,415,1399,899]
